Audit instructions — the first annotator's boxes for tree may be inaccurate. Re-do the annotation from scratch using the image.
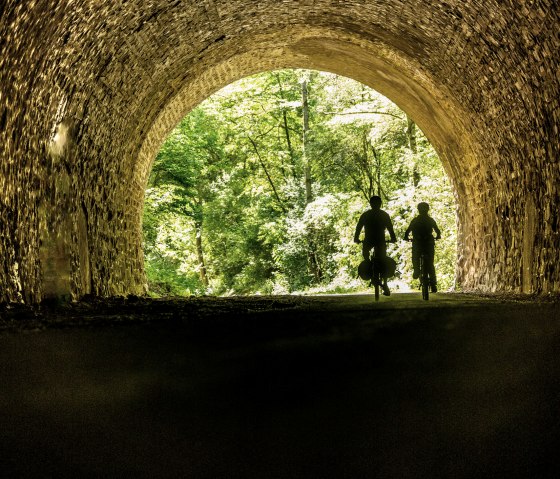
[143,69,458,296]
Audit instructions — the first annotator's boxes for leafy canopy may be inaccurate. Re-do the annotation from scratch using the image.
[143,69,457,296]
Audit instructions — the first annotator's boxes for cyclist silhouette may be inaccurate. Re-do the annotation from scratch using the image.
[404,202,441,292]
[354,195,397,296]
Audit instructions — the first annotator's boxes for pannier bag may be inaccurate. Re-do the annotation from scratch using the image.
[357,256,397,281]
[358,259,372,280]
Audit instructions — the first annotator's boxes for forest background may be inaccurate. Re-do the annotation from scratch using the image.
[143,69,457,296]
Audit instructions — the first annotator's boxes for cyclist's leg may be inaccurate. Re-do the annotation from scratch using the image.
[371,242,382,279]
[426,242,437,291]
[374,242,391,295]
[362,241,374,285]
[411,242,420,279]
[362,240,373,261]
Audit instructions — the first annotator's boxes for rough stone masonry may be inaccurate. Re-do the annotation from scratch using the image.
[0,0,558,303]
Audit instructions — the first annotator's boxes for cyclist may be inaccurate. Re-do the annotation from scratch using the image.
[404,202,441,292]
[354,195,397,296]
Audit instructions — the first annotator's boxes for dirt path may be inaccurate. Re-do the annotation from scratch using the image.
[1,293,559,478]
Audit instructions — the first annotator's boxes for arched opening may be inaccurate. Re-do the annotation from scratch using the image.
[143,69,458,296]
[130,30,478,300]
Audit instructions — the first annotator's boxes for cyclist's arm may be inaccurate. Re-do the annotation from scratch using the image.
[387,220,397,243]
[354,215,364,243]
[387,218,397,243]
[404,219,414,241]
[433,219,442,240]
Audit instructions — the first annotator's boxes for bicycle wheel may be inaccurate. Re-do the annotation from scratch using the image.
[372,258,380,301]
[420,255,429,300]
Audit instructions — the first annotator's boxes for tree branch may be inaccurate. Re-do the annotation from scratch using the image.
[320,110,404,120]
[247,137,287,213]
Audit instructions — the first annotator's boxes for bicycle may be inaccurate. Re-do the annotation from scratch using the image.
[419,251,430,301]
[358,241,390,302]
[406,238,438,301]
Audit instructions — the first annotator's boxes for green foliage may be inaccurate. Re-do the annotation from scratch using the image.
[142,69,458,296]
[142,210,206,296]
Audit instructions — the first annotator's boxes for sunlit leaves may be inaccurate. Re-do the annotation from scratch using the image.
[143,69,458,295]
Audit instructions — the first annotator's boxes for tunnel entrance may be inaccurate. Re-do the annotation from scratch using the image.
[143,69,458,297]
[0,1,557,303]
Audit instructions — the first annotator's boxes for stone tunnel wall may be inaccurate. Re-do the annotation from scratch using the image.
[0,0,558,303]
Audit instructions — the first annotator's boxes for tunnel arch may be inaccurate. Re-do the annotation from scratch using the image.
[0,1,558,302]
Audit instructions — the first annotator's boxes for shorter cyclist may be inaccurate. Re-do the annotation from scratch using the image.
[404,202,441,293]
[354,195,397,296]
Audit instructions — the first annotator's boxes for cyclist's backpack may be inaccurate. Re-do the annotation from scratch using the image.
[358,259,372,280]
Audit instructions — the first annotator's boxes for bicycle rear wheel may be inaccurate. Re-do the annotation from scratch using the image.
[420,255,429,300]
[372,257,380,301]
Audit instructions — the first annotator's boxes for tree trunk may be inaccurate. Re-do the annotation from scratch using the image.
[407,115,420,187]
[376,149,382,197]
[193,191,209,288]
[369,141,382,198]
[302,79,312,204]
[275,73,296,177]
[301,78,321,282]
[406,115,417,154]
[361,130,376,199]
[195,219,209,287]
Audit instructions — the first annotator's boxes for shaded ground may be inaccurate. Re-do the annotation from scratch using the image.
[1,293,559,478]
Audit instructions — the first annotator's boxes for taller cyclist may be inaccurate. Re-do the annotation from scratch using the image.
[354,195,397,296]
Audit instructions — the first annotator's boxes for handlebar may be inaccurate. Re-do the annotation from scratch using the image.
[404,237,441,241]
[357,237,440,244]
[355,239,396,244]
[356,238,440,243]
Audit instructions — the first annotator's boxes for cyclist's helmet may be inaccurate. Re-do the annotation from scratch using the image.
[369,196,382,208]
[417,202,430,214]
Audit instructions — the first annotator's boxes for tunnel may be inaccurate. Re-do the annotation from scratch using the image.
[0,0,558,303]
